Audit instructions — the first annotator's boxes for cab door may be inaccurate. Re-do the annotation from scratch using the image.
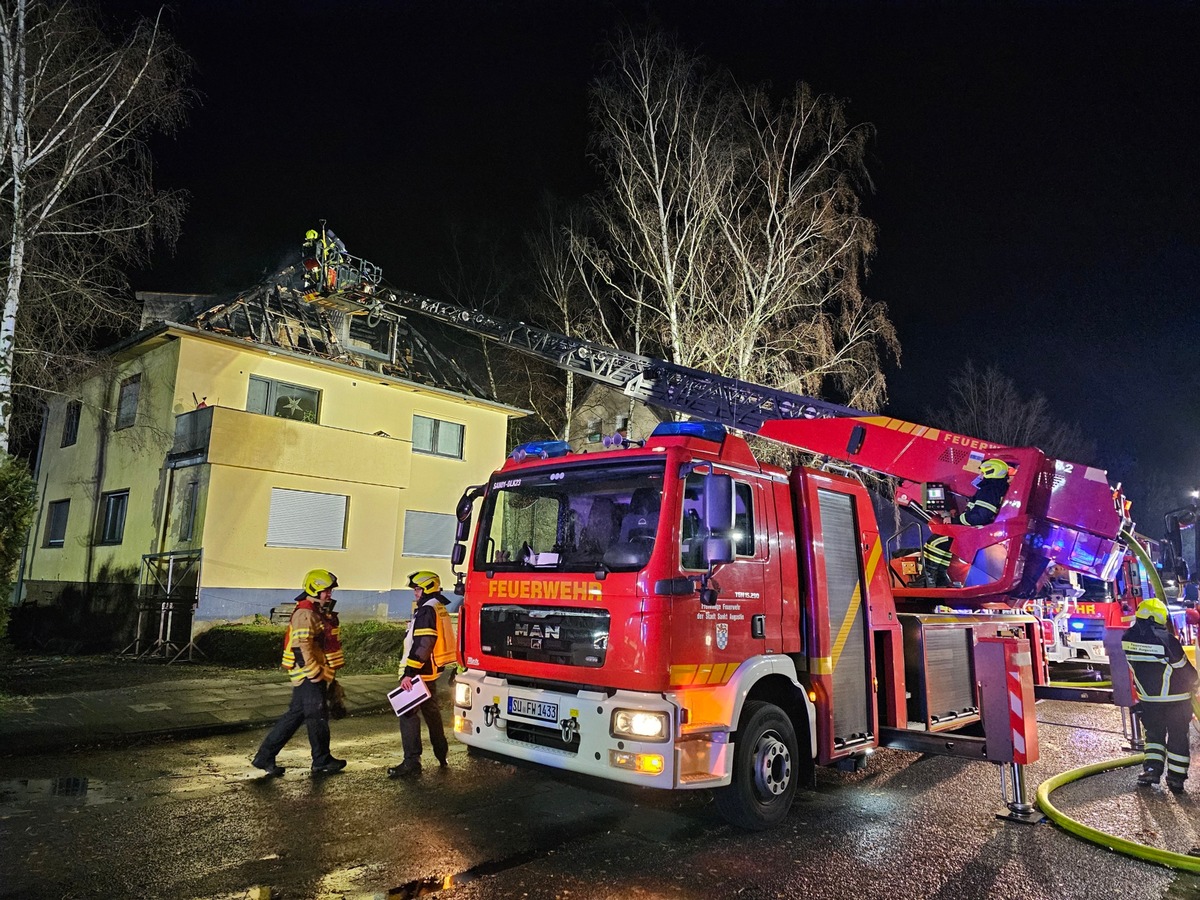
[669,471,770,691]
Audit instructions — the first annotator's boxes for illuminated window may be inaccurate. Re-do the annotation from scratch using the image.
[247,376,321,424]
[413,415,464,459]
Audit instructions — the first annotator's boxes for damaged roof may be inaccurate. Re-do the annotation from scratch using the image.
[140,281,493,401]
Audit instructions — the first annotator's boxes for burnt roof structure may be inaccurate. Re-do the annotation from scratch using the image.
[143,279,492,401]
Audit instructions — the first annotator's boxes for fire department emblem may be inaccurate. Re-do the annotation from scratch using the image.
[715,623,729,650]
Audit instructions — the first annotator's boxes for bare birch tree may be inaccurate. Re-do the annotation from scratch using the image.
[929,360,1097,461]
[0,0,189,451]
[567,29,896,414]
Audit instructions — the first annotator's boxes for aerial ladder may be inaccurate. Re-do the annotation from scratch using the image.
[290,229,1131,623]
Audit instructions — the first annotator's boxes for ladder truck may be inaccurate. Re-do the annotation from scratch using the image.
[289,235,1131,828]
[374,292,1130,828]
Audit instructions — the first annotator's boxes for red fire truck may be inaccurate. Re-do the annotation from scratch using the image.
[373,292,1129,830]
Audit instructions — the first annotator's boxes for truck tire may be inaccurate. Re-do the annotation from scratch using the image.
[714,700,798,830]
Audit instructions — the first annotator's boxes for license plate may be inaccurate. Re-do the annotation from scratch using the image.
[508,696,559,722]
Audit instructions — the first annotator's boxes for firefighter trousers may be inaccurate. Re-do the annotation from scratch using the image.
[398,677,448,764]
[1139,699,1193,784]
[256,679,336,767]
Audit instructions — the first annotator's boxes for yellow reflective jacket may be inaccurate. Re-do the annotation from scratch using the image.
[281,600,334,685]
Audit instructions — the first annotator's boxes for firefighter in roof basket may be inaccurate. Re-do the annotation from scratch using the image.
[918,458,1012,588]
[1122,598,1199,793]
[387,571,457,779]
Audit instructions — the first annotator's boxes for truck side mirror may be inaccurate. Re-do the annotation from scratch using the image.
[703,473,734,533]
[451,543,466,566]
[704,536,734,567]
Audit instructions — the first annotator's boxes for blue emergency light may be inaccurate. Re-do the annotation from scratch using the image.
[650,421,727,443]
[510,439,571,462]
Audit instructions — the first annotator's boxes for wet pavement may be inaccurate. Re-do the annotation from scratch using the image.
[0,656,395,755]
[0,656,1198,899]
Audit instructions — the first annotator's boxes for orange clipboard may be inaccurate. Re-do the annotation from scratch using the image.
[387,678,430,716]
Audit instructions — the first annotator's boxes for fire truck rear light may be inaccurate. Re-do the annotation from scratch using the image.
[454,681,473,708]
[808,690,817,702]
[609,750,665,774]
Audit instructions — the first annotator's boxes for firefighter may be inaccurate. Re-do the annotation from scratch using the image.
[251,569,347,776]
[387,570,455,778]
[918,458,1011,588]
[1122,598,1198,793]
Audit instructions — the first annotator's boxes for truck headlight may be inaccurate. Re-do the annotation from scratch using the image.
[611,709,669,741]
[454,680,473,709]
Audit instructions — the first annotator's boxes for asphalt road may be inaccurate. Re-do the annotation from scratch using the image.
[1,700,1198,900]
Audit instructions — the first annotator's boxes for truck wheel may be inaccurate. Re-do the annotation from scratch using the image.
[714,700,798,830]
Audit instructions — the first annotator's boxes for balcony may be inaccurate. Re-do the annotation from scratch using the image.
[168,405,412,487]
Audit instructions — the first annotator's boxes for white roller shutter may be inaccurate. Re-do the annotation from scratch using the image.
[402,510,455,558]
[267,488,348,549]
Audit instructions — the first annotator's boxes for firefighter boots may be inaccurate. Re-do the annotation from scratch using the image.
[1137,770,1161,787]
[311,758,347,775]
[388,760,422,779]
[1167,777,1186,794]
[251,756,286,778]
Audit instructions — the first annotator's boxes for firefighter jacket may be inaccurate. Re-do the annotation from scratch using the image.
[321,604,344,671]
[281,599,335,685]
[1121,617,1199,703]
[957,476,1009,526]
[400,592,455,683]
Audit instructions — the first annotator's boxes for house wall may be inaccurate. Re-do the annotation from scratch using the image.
[18,329,515,650]
[19,338,180,650]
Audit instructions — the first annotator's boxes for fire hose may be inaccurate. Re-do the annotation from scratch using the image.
[1037,755,1200,873]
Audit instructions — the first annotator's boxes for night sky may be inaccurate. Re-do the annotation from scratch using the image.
[106,0,1199,521]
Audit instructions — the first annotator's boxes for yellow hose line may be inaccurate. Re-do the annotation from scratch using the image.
[1037,754,1200,873]
[1048,680,1113,688]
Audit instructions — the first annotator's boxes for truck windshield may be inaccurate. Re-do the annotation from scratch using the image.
[474,462,666,573]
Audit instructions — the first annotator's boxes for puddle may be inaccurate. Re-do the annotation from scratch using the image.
[0,776,119,811]
[387,812,624,898]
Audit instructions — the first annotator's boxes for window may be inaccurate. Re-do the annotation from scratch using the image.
[179,480,199,541]
[116,376,140,430]
[98,491,129,544]
[247,376,321,424]
[61,401,81,447]
[44,500,69,547]
[266,488,347,549]
[413,415,463,459]
[733,481,755,556]
[402,510,456,558]
[680,475,755,569]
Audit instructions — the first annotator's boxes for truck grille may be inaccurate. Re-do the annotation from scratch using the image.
[479,605,610,668]
[506,719,581,754]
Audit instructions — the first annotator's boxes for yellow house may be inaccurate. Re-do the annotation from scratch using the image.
[19,285,522,651]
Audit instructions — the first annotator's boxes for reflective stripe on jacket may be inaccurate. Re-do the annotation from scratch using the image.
[400,593,451,682]
[958,477,1009,526]
[1121,618,1198,703]
[281,600,333,685]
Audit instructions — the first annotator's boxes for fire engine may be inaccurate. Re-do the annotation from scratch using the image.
[291,231,1130,829]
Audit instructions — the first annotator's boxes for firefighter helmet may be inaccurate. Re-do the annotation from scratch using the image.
[303,568,338,597]
[408,570,441,593]
[1135,598,1169,626]
[979,458,1010,480]
[305,229,319,241]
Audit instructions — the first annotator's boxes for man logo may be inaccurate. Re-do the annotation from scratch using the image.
[716,622,729,650]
